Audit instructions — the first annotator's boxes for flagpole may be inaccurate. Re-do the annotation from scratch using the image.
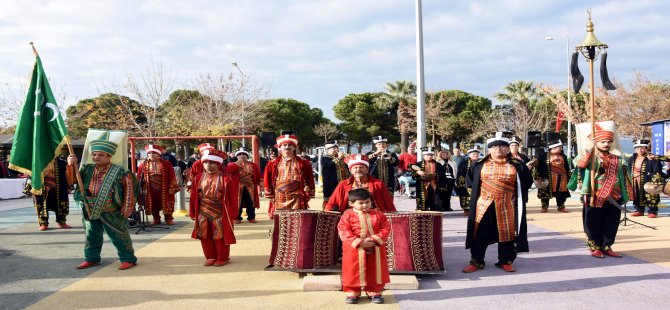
[29,42,38,57]
[30,42,91,218]
[588,58,596,207]
[66,138,92,218]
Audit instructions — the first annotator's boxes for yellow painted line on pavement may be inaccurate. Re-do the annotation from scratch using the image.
[28,197,399,310]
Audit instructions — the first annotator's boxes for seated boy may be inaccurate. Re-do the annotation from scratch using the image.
[337,188,391,304]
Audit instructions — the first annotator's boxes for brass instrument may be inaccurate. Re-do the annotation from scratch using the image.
[526,158,539,168]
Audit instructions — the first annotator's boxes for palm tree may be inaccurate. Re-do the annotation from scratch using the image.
[375,80,416,153]
[494,80,545,137]
[494,81,539,105]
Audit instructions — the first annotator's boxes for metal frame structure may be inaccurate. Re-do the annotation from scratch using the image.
[127,135,260,173]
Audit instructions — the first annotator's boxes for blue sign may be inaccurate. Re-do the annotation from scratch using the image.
[651,122,664,155]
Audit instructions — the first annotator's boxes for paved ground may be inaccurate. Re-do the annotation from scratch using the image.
[394,195,670,309]
[1,191,670,309]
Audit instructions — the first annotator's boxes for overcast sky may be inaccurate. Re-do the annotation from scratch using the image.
[1,0,668,122]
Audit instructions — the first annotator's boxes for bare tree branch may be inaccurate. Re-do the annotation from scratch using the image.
[1,79,69,130]
[539,72,670,139]
[189,72,270,135]
[314,122,338,143]
[97,59,175,137]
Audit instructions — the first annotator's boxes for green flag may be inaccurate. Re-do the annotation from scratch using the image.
[8,54,69,195]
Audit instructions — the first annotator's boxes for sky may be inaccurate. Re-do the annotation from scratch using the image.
[1,0,669,123]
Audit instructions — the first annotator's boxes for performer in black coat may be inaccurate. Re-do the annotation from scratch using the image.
[628,139,663,218]
[455,146,480,215]
[509,136,531,163]
[319,141,350,209]
[32,156,75,231]
[367,136,399,196]
[412,147,447,211]
[463,132,532,273]
[437,149,456,211]
[535,139,571,213]
[0,156,8,178]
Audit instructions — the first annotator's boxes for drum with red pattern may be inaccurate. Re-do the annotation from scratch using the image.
[385,211,444,272]
[269,210,341,270]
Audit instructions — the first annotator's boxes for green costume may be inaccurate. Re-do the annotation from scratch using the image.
[568,150,631,252]
[74,131,138,264]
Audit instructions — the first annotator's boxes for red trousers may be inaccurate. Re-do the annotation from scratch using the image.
[200,238,230,262]
[342,283,384,297]
[150,189,173,221]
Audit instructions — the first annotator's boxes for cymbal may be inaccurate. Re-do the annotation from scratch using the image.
[534,178,549,189]
[644,182,663,195]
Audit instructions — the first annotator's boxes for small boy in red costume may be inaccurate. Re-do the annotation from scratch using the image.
[189,149,237,267]
[337,188,391,304]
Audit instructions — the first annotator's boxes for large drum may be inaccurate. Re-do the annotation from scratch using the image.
[385,211,444,273]
[269,210,341,270]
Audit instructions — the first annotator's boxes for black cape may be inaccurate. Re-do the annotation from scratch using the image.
[320,156,350,198]
[367,151,399,192]
[412,160,447,211]
[536,151,571,200]
[465,156,532,253]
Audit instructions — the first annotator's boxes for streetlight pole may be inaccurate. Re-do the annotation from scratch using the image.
[232,62,246,147]
[232,62,244,75]
[415,0,426,156]
[545,35,572,158]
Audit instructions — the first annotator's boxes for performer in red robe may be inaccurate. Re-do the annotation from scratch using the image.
[230,147,261,224]
[187,143,240,201]
[326,154,396,213]
[138,144,180,225]
[263,131,315,218]
[189,149,237,267]
[188,143,216,187]
[337,188,391,304]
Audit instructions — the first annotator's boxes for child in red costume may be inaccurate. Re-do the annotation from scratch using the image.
[337,188,391,304]
[189,149,237,267]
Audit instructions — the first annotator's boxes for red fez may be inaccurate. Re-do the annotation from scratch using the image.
[145,144,165,155]
[202,149,227,164]
[344,154,369,169]
[589,122,615,142]
[197,143,216,155]
[276,134,299,147]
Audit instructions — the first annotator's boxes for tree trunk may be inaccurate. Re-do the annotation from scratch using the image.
[400,131,408,153]
[174,139,180,158]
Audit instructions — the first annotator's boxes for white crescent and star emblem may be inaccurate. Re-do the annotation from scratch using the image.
[41,102,60,122]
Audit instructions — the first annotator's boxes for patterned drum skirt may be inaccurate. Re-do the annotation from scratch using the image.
[385,211,444,273]
[269,210,341,270]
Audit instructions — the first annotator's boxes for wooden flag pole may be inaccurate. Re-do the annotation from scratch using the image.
[588,57,596,207]
[66,138,92,219]
[30,42,38,56]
